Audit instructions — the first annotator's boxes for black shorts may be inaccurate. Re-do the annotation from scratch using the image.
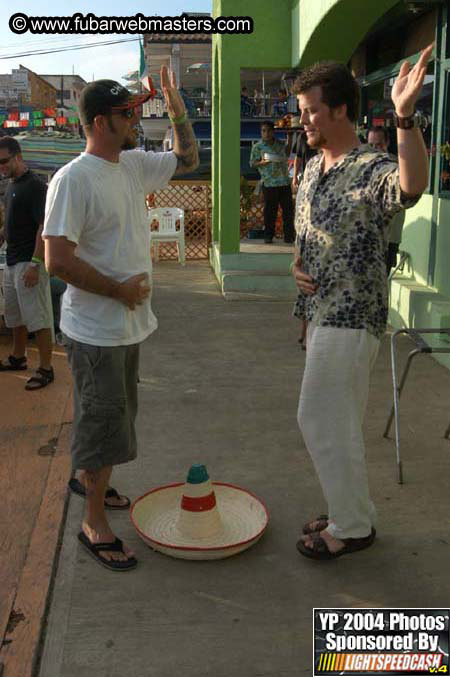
[65,337,140,470]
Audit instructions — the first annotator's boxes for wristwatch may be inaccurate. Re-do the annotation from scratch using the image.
[393,111,427,130]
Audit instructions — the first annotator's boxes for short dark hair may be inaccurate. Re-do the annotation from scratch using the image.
[368,126,389,142]
[261,120,274,130]
[0,137,21,156]
[292,61,360,123]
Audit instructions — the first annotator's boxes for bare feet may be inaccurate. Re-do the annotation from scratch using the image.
[81,521,135,563]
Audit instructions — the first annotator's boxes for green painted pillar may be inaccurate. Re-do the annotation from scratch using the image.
[212,0,293,257]
[211,42,219,243]
[217,47,241,254]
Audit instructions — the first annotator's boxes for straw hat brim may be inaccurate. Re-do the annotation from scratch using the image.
[131,482,269,560]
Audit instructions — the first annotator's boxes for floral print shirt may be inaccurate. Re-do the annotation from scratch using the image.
[250,139,291,187]
[293,145,420,339]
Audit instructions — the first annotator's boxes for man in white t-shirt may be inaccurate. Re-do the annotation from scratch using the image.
[43,68,199,571]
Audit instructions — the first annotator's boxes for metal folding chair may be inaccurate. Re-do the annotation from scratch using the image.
[383,328,450,484]
[388,250,410,283]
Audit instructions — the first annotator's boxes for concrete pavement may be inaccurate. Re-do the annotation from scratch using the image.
[37,261,450,677]
[0,338,72,677]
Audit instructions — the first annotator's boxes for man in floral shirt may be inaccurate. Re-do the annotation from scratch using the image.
[250,121,295,243]
[292,47,432,560]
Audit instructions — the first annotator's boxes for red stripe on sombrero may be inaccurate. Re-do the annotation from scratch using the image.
[181,492,216,512]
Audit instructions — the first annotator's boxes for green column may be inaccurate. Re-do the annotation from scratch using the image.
[211,42,220,244]
[218,47,241,254]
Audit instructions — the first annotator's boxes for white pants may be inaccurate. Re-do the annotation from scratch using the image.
[298,324,380,539]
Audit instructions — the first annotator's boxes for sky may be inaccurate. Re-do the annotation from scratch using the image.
[0,1,211,85]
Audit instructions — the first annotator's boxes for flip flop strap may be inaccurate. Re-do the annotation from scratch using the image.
[27,367,54,386]
[303,514,328,533]
[91,537,124,554]
[310,533,332,554]
[105,487,120,499]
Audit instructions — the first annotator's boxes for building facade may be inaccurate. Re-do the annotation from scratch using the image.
[141,27,212,143]
[39,74,87,115]
[17,65,57,110]
[0,69,29,108]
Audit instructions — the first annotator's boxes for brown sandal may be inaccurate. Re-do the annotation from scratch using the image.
[25,366,54,390]
[303,514,329,535]
[297,528,376,560]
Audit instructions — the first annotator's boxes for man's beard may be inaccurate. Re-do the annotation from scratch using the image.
[307,132,327,149]
[121,135,137,150]
[107,115,137,151]
[121,128,138,150]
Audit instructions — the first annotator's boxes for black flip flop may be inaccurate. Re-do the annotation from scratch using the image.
[78,531,137,571]
[296,528,376,561]
[68,477,131,510]
[0,355,27,371]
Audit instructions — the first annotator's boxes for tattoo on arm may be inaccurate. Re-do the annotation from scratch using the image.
[173,120,199,175]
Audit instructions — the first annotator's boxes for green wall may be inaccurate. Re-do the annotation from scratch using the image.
[402,196,434,287]
[212,0,292,254]
[292,0,399,67]
[435,198,450,297]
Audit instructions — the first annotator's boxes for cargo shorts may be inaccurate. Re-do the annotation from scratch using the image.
[3,262,53,332]
[65,337,140,470]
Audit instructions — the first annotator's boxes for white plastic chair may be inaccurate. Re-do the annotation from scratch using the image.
[148,207,185,265]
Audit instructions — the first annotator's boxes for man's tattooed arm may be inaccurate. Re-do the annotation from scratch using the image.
[172,119,199,175]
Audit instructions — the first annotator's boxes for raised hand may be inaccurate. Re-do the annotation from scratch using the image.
[391,43,433,117]
[160,65,186,119]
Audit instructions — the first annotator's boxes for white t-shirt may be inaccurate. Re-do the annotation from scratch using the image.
[43,150,177,346]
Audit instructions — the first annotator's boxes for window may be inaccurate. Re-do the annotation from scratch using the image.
[437,3,450,193]
[440,71,450,193]
[352,4,442,194]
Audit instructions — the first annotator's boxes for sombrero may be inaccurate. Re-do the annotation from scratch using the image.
[130,464,269,560]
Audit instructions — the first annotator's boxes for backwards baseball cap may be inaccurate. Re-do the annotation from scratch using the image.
[78,79,153,125]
